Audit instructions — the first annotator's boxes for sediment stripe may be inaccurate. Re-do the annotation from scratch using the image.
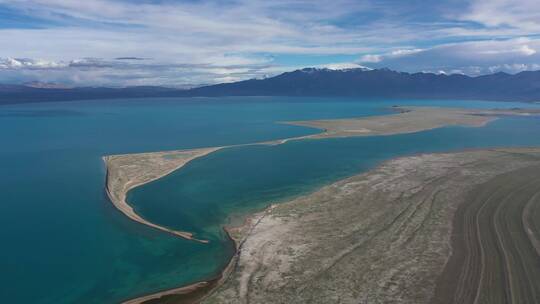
[434,165,540,304]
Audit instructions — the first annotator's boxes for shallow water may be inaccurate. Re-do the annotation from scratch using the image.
[129,116,540,240]
[1,97,540,303]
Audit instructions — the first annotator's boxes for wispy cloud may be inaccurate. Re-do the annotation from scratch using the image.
[458,0,540,32]
[360,38,540,75]
[0,56,282,87]
[0,0,539,86]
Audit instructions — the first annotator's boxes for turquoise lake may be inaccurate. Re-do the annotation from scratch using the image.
[1,97,540,303]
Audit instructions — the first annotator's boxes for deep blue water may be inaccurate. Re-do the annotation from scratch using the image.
[1,97,540,303]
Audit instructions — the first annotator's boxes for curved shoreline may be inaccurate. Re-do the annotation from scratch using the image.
[103,147,222,243]
[207,148,540,303]
[106,106,540,303]
[120,204,275,304]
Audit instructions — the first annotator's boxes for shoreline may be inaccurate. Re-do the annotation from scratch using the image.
[119,147,539,304]
[204,147,540,303]
[120,204,275,304]
[103,147,222,243]
[105,106,540,304]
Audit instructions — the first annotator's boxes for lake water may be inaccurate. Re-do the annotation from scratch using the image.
[1,97,540,303]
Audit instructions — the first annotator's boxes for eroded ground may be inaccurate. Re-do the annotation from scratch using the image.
[203,148,540,304]
[433,159,540,304]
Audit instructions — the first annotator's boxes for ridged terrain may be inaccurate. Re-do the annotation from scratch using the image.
[202,148,540,304]
[433,163,540,304]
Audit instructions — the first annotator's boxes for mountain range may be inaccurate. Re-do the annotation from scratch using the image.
[2,68,540,104]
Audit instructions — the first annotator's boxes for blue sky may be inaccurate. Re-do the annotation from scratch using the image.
[0,0,539,87]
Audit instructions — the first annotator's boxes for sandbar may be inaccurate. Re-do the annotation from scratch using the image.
[104,106,540,303]
[104,147,221,242]
[284,106,540,138]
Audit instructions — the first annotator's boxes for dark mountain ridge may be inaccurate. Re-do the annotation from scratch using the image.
[185,68,540,101]
[2,68,540,104]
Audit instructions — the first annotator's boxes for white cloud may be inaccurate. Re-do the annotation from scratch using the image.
[1,0,540,85]
[0,56,281,87]
[459,0,540,32]
[519,45,536,56]
[361,38,540,75]
[0,0,371,51]
[389,49,424,56]
[317,62,371,70]
[359,48,423,64]
[0,57,67,69]
[0,0,381,86]
[359,54,382,63]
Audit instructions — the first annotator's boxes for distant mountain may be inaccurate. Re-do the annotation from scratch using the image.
[183,68,540,101]
[2,68,540,104]
[0,85,179,104]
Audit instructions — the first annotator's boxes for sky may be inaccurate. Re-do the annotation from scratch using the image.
[1,0,540,87]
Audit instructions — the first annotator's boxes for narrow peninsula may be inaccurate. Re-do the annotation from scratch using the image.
[286,106,539,138]
[103,106,540,303]
[104,147,221,243]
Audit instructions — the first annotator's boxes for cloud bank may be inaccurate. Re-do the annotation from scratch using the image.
[0,0,539,86]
